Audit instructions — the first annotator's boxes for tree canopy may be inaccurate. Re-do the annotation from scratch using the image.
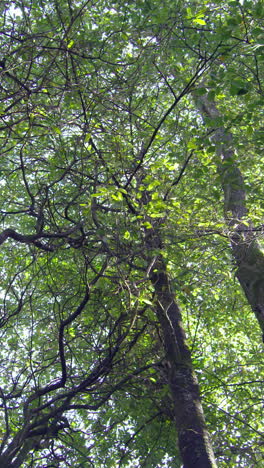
[0,0,263,467]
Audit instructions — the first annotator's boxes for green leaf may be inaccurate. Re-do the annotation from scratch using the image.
[193,18,206,25]
[52,126,61,134]
[67,39,75,49]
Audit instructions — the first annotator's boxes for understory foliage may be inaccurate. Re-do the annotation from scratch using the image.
[0,0,263,467]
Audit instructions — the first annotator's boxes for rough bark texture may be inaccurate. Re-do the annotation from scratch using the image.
[194,90,264,336]
[146,228,217,468]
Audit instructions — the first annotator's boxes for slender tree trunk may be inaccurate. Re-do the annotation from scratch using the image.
[194,90,264,338]
[145,227,217,468]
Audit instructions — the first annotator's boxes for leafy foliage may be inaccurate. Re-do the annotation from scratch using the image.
[0,0,263,467]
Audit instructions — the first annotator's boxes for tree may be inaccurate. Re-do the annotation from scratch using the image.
[0,0,263,467]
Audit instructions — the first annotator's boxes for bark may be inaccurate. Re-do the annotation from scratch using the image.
[146,227,217,468]
[194,90,264,337]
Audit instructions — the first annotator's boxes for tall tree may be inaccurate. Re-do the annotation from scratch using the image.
[0,1,263,467]
[194,88,264,337]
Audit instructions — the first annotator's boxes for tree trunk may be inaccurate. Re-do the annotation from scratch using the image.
[194,90,264,338]
[146,227,217,468]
